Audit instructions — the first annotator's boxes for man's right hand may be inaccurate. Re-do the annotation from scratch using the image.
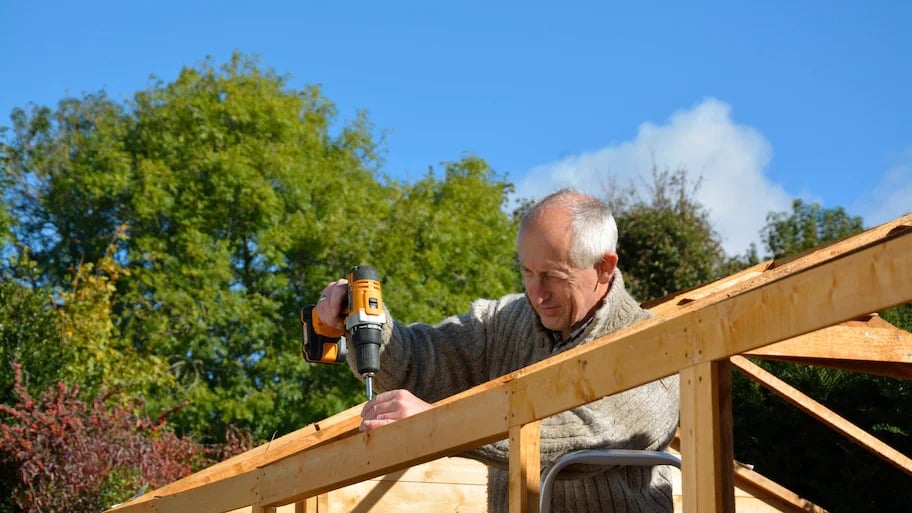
[315,279,349,330]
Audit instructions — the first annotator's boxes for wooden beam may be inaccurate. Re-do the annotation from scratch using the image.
[116,404,363,510]
[509,421,541,513]
[730,355,912,477]
[747,315,912,363]
[680,361,735,513]
[745,315,912,379]
[648,216,912,319]
[748,357,912,381]
[731,464,829,513]
[107,219,912,513]
[642,261,772,311]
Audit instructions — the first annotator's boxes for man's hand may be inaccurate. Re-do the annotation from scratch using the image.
[359,389,432,431]
[315,279,349,330]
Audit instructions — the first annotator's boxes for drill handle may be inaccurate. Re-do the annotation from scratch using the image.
[301,305,347,364]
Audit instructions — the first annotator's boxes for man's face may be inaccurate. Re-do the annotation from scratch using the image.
[517,207,612,339]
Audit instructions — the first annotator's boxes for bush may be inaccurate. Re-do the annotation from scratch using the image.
[0,364,252,513]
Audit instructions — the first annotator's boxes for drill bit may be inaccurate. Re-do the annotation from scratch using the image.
[365,373,375,400]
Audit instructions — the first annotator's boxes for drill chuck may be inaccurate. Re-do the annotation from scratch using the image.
[350,324,382,377]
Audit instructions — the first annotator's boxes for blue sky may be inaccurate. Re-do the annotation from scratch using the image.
[2,1,910,255]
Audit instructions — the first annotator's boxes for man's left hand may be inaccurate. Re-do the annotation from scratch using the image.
[359,389,432,431]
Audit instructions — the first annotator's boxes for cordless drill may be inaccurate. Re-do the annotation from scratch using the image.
[301,265,384,399]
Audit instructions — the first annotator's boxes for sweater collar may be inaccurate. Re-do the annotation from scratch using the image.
[549,315,595,351]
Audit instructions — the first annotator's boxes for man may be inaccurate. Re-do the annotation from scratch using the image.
[316,188,680,513]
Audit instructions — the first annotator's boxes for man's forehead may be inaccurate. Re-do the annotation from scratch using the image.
[517,252,574,272]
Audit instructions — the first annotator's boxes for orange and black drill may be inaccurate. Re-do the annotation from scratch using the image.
[301,265,385,399]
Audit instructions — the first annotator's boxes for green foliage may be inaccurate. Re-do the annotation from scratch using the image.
[761,198,863,259]
[0,281,62,405]
[881,303,912,333]
[117,53,389,440]
[0,127,11,244]
[375,157,519,324]
[605,166,726,302]
[0,53,521,442]
[1,53,383,440]
[0,228,173,413]
[2,95,131,285]
[53,225,175,399]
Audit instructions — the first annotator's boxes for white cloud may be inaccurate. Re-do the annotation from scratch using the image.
[513,98,792,256]
[853,148,912,228]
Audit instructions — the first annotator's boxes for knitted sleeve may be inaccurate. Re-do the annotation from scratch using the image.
[350,294,528,403]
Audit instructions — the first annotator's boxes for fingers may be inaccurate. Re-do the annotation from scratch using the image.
[359,390,432,431]
[360,418,395,431]
[314,279,348,330]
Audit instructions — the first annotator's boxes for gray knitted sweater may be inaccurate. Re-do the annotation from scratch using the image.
[350,270,680,513]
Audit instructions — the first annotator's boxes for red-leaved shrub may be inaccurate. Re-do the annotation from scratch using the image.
[0,364,253,513]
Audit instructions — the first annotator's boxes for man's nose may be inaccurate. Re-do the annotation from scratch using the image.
[525,280,547,303]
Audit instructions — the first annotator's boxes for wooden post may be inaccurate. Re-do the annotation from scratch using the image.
[509,421,541,513]
[680,361,734,513]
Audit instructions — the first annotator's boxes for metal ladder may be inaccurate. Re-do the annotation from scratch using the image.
[539,449,682,513]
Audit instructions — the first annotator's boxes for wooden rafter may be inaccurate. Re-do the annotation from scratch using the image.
[744,314,912,379]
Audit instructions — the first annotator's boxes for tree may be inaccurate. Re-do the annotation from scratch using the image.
[603,166,727,302]
[0,53,387,441]
[374,156,519,324]
[0,281,61,406]
[0,53,522,443]
[761,198,863,259]
[0,228,173,410]
[51,226,175,401]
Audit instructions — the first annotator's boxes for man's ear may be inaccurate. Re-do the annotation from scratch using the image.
[597,252,618,284]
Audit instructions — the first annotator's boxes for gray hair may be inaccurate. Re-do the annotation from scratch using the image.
[519,188,618,268]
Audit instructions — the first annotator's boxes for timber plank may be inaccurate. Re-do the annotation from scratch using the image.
[116,404,363,509]
[747,315,912,363]
[648,216,911,318]
[745,315,912,379]
[323,478,486,513]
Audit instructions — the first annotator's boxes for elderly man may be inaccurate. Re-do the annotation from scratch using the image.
[316,188,680,513]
